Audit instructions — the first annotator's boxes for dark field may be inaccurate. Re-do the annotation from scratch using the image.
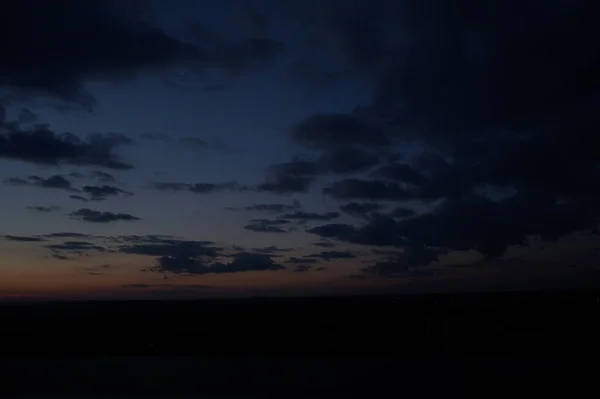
[0,291,598,398]
[2,290,600,354]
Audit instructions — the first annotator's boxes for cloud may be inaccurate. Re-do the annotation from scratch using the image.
[323,179,409,201]
[340,202,382,219]
[312,241,337,248]
[313,192,598,266]
[394,194,596,258]
[286,257,319,265]
[317,147,380,174]
[307,223,356,240]
[120,283,213,291]
[16,109,36,124]
[371,163,428,186]
[185,18,285,73]
[82,185,133,201]
[307,216,404,247]
[241,201,301,213]
[150,251,285,275]
[293,265,313,272]
[0,124,133,169]
[391,207,416,219]
[244,219,290,233]
[305,251,355,261]
[361,245,441,278]
[119,237,222,258]
[45,241,106,259]
[272,0,600,267]
[280,211,340,222]
[150,181,244,194]
[257,158,320,194]
[251,246,293,254]
[27,206,61,213]
[4,235,45,242]
[0,0,205,109]
[69,208,141,223]
[5,175,75,191]
[90,171,116,183]
[70,195,89,202]
[119,236,287,276]
[142,134,234,152]
[121,284,151,288]
[85,264,113,275]
[43,232,96,239]
[178,137,232,152]
[0,0,285,108]
[290,114,389,150]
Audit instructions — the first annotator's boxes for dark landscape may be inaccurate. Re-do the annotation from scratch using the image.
[1,291,598,397]
[2,291,600,354]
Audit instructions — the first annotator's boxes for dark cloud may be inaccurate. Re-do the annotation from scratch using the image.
[340,202,382,219]
[70,195,89,202]
[324,179,409,201]
[143,134,234,152]
[312,241,337,248]
[251,246,293,254]
[17,109,36,124]
[4,235,45,242]
[46,241,106,252]
[361,246,440,278]
[5,175,75,191]
[0,124,133,169]
[82,185,133,201]
[46,241,106,258]
[120,283,214,291]
[305,251,355,261]
[257,158,320,194]
[391,207,416,219]
[0,0,205,109]
[307,223,356,240]
[280,211,340,222]
[178,137,232,152]
[290,114,389,150]
[150,251,284,275]
[277,0,600,267]
[293,265,313,272]
[150,181,244,194]
[43,232,96,239]
[119,237,222,259]
[371,163,428,186]
[371,0,599,138]
[27,206,61,213]
[317,147,380,174]
[90,171,116,183]
[286,257,319,265]
[314,192,597,266]
[185,17,285,73]
[307,215,404,247]
[242,201,301,213]
[85,264,113,275]
[69,208,141,223]
[121,284,151,288]
[394,194,596,258]
[244,219,290,233]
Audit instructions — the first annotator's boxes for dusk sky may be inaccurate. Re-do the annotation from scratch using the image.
[1,0,599,300]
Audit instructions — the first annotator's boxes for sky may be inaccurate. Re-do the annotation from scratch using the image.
[1,0,599,300]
